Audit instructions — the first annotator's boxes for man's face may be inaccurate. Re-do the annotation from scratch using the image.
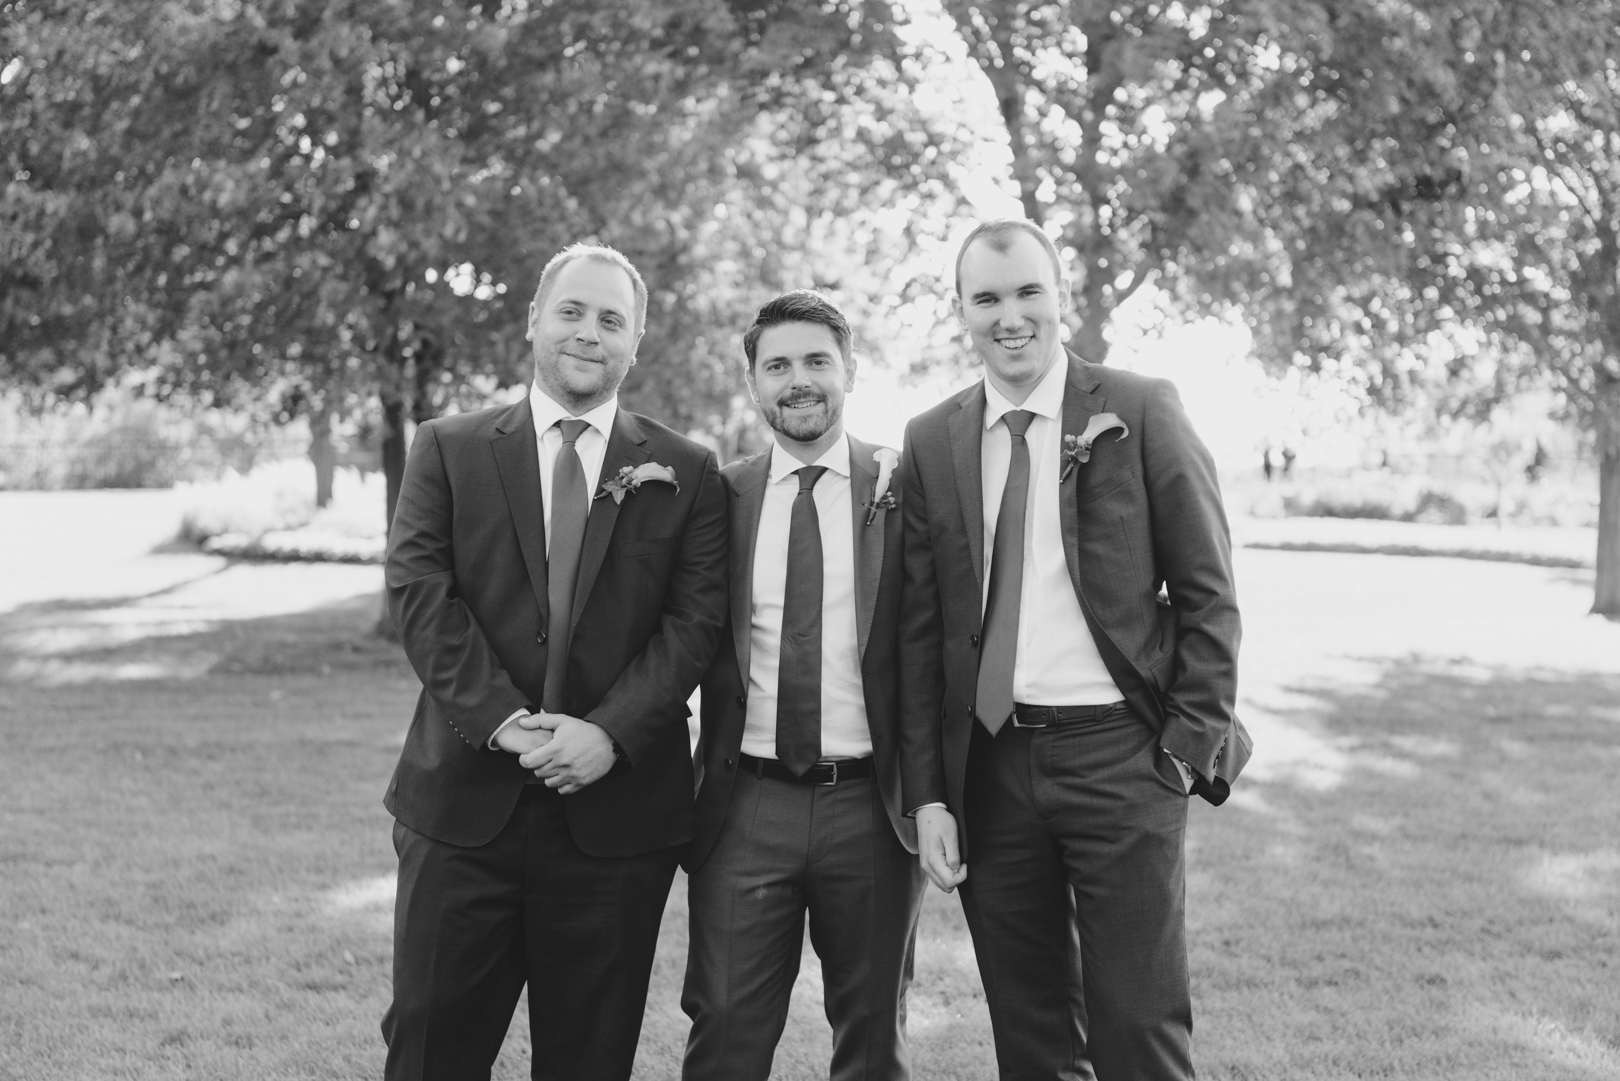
[953,231,1071,396]
[747,321,855,445]
[527,257,642,413]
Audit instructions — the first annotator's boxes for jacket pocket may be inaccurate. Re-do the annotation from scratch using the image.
[615,535,680,559]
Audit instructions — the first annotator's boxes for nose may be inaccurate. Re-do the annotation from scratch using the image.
[575,319,599,343]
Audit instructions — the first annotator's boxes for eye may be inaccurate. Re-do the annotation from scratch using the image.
[602,315,622,330]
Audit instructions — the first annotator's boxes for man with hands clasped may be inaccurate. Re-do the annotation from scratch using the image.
[381,243,728,1081]
[899,220,1251,1081]
[682,291,925,1081]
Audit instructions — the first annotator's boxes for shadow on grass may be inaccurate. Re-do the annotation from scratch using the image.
[0,573,402,685]
[1193,660,1620,1081]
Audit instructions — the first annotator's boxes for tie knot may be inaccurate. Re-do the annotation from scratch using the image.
[1003,410,1036,438]
[795,465,828,493]
[556,418,589,445]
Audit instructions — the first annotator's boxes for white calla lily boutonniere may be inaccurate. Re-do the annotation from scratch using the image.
[864,447,900,525]
[1060,413,1129,482]
[596,462,679,504]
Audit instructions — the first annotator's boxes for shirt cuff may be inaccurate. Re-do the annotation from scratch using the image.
[907,802,948,817]
[488,708,531,750]
[1164,748,1194,793]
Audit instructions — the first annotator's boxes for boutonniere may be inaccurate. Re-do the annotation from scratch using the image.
[1059,413,1129,481]
[595,462,679,504]
[864,447,900,525]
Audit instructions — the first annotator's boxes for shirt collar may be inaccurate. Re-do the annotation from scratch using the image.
[530,382,618,441]
[983,352,1067,430]
[768,430,851,484]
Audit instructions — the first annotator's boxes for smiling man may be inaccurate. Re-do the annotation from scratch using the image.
[898,220,1251,1080]
[381,243,729,1081]
[682,291,925,1081]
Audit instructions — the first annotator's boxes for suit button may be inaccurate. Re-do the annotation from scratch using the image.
[536,631,547,644]
[724,757,734,770]
[735,695,746,707]
[970,633,980,648]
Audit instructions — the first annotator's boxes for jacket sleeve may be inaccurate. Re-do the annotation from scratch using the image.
[897,421,949,811]
[1141,379,1242,791]
[385,422,531,750]
[585,450,729,763]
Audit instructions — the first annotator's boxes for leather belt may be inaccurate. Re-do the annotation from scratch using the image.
[1010,701,1128,728]
[739,753,873,786]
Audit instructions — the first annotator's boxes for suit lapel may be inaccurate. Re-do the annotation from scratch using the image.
[947,384,988,599]
[846,436,885,661]
[728,451,771,690]
[1058,352,1107,607]
[569,407,651,634]
[491,397,550,625]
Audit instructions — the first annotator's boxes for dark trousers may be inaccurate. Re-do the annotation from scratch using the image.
[383,785,681,1081]
[681,768,926,1081]
[960,703,1193,1081]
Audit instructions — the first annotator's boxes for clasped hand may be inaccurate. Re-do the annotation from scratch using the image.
[915,805,969,893]
[501,712,617,795]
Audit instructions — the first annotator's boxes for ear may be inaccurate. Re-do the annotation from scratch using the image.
[1058,276,1074,315]
[629,326,643,365]
[950,292,967,330]
[843,350,858,392]
[525,301,538,342]
[743,362,759,404]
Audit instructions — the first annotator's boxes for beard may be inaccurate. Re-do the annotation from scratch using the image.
[760,391,840,444]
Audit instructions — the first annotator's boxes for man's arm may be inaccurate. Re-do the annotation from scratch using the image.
[897,423,948,813]
[579,449,730,763]
[386,422,531,750]
[1141,379,1242,793]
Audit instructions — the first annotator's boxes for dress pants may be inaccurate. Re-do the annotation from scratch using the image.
[681,768,926,1081]
[383,785,681,1081]
[959,702,1193,1081]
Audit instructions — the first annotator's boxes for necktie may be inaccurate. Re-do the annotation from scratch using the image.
[542,418,590,713]
[976,409,1035,734]
[775,464,828,776]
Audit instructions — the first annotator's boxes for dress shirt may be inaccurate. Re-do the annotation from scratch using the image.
[529,383,617,556]
[489,384,619,747]
[740,433,873,762]
[981,357,1122,706]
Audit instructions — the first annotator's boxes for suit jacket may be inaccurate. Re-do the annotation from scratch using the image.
[686,434,913,872]
[383,395,729,857]
[899,352,1250,849]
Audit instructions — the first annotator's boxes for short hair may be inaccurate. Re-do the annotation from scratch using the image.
[953,218,1066,296]
[742,289,853,372]
[531,243,648,335]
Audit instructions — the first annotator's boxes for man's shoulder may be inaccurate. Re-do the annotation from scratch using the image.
[907,382,979,434]
[620,408,716,466]
[420,399,524,443]
[719,448,768,484]
[1075,358,1173,406]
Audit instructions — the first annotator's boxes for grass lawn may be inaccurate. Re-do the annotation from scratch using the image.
[2,528,1618,1078]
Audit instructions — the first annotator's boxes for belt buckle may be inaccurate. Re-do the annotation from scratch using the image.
[814,761,838,786]
[1011,707,1048,729]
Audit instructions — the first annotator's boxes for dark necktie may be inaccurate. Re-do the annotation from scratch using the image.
[775,464,828,776]
[976,409,1035,734]
[542,417,590,713]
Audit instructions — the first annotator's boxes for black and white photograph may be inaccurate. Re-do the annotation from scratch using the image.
[3,1,1618,1078]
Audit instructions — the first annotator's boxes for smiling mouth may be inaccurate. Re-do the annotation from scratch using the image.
[780,398,825,410]
[996,335,1034,352]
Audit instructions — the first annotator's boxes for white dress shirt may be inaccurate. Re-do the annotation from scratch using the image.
[490,383,619,746]
[529,382,618,555]
[982,358,1122,706]
[740,433,873,761]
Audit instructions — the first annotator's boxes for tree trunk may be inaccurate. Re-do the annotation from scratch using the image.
[309,403,335,509]
[1595,446,1620,619]
[375,391,408,641]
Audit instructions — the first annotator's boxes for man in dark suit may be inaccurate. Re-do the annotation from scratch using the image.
[682,291,925,1080]
[900,220,1250,1081]
[381,243,729,1081]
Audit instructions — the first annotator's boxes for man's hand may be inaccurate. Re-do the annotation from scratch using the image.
[916,805,968,893]
[519,713,617,795]
[494,716,552,756]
